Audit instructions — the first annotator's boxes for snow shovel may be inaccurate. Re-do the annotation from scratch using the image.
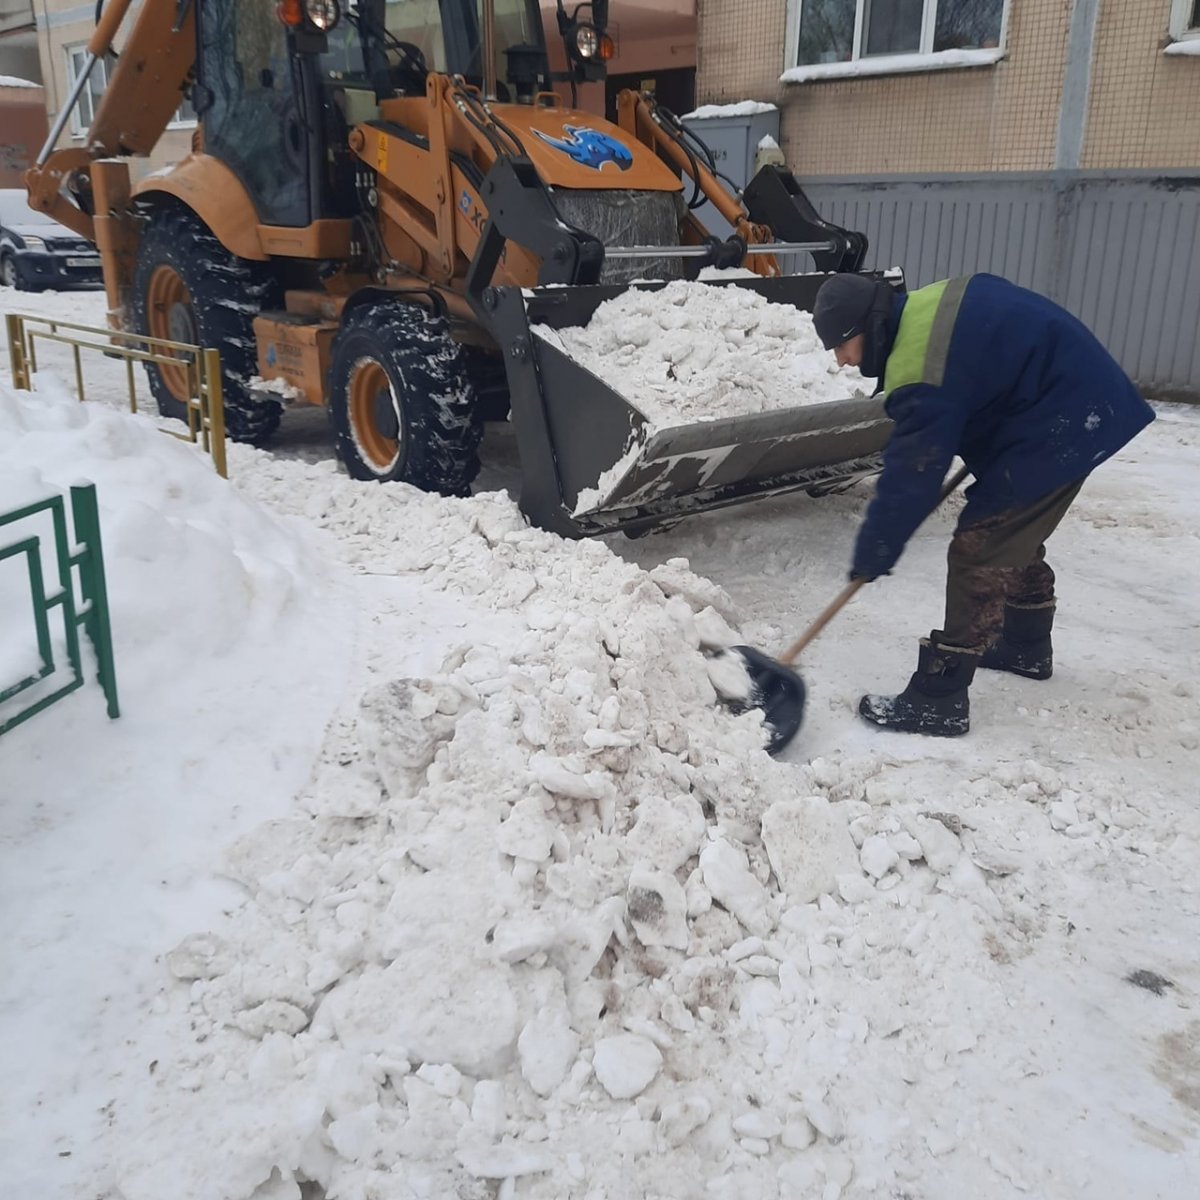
[725,465,971,755]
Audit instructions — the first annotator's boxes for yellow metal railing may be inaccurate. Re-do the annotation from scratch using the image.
[5,312,228,478]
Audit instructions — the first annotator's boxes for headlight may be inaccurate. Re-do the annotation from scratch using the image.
[23,235,45,249]
[575,24,600,59]
[303,0,341,31]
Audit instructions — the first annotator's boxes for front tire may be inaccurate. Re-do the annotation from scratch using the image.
[132,203,282,445]
[328,303,482,496]
[1,254,26,290]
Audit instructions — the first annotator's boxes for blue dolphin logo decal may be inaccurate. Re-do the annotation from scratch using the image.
[532,125,633,172]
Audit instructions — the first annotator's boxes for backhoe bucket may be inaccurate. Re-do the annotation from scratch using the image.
[478,273,900,539]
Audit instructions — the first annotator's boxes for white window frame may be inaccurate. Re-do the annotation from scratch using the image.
[167,92,198,131]
[64,45,112,137]
[1169,0,1200,40]
[783,0,1010,84]
[64,44,196,137]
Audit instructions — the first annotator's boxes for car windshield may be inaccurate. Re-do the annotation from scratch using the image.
[0,190,56,227]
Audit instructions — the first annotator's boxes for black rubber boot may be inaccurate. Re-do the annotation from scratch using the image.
[979,601,1055,680]
[859,635,980,737]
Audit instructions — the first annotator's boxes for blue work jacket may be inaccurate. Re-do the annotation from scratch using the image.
[853,274,1155,579]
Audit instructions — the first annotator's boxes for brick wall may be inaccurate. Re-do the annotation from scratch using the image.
[696,0,1200,177]
[1083,1,1200,170]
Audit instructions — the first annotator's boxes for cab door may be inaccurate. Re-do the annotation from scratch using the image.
[195,0,310,226]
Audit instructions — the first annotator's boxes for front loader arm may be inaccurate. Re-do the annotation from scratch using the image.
[26,0,196,239]
[616,89,778,277]
[616,90,867,275]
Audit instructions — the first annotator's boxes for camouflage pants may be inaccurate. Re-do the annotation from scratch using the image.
[943,478,1086,650]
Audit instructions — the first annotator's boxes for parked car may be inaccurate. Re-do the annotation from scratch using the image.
[0,189,101,291]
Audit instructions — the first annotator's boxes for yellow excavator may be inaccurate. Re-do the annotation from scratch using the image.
[26,0,897,537]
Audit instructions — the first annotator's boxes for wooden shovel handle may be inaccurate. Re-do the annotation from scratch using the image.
[779,579,865,664]
[778,464,972,667]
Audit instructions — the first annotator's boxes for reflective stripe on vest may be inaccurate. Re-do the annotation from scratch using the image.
[883,276,972,396]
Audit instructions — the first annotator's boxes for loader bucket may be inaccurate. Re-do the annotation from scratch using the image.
[476,273,900,539]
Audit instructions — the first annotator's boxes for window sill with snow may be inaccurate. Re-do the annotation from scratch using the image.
[1163,38,1200,56]
[780,47,1005,85]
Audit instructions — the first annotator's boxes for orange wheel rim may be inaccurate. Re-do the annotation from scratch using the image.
[146,264,194,402]
[348,357,401,472]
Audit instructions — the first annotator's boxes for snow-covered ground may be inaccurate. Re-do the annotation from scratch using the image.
[2,285,1199,1200]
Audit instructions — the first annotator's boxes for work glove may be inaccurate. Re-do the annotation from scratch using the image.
[851,532,901,583]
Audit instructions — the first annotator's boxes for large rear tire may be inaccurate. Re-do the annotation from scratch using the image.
[132,204,283,445]
[328,303,482,496]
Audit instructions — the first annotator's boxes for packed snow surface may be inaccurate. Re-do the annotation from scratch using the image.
[3,287,1200,1200]
[0,74,39,88]
[538,279,866,429]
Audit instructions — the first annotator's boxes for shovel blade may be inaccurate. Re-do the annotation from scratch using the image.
[729,645,807,756]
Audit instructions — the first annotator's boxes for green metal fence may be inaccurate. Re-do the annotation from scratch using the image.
[0,483,119,737]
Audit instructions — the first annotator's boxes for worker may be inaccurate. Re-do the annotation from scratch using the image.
[811,272,1155,737]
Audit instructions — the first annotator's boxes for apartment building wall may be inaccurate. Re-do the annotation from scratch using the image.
[35,2,194,181]
[694,0,1200,396]
[1084,0,1200,169]
[696,0,1200,176]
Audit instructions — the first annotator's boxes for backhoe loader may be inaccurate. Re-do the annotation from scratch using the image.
[26,0,898,538]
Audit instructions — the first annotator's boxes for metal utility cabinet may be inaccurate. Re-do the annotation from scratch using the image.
[681,106,782,241]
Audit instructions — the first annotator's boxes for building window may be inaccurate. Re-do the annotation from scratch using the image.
[65,46,196,136]
[65,46,115,136]
[794,0,1006,67]
[1169,0,1200,38]
[168,92,198,129]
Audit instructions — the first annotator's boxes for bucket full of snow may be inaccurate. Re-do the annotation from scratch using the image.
[482,274,895,538]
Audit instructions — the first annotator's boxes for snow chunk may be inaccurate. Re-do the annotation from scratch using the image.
[658,1095,712,1147]
[625,792,707,872]
[908,815,962,875]
[529,752,612,802]
[761,797,860,903]
[456,1142,553,1178]
[700,837,774,936]
[166,932,233,981]
[518,995,579,1097]
[626,866,690,951]
[331,955,518,1078]
[496,796,557,861]
[592,1034,663,1099]
[859,833,900,880]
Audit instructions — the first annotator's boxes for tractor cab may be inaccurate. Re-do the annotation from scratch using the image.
[194,0,610,228]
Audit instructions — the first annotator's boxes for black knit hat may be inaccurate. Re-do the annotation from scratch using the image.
[812,274,879,350]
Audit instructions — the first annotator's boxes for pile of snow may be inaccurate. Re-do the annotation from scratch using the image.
[98,444,1055,1200]
[0,376,353,1193]
[0,74,40,89]
[536,279,865,430]
[684,100,778,120]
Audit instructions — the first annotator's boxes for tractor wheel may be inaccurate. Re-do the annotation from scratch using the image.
[328,303,482,496]
[132,203,282,445]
